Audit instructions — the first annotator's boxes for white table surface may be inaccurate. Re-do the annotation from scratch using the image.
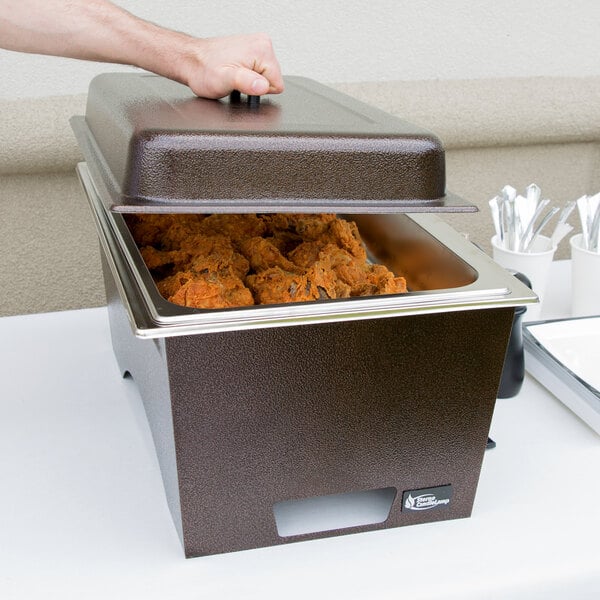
[1,261,599,600]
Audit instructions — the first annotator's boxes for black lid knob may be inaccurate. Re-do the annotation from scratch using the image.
[229,90,260,107]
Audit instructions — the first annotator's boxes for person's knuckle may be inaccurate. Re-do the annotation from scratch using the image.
[252,32,273,50]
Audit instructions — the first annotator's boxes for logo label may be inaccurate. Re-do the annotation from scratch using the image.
[402,485,452,512]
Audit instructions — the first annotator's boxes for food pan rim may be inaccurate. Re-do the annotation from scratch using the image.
[76,163,537,338]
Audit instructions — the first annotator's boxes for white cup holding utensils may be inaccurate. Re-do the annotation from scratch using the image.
[491,235,556,322]
[570,233,600,317]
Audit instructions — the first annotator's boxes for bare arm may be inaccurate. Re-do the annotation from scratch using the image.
[0,0,284,98]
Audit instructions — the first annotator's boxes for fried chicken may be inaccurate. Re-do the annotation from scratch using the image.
[126,214,207,249]
[166,271,254,309]
[139,246,189,271]
[129,213,407,309]
[246,268,320,304]
[317,244,407,296]
[198,214,267,246]
[239,237,302,274]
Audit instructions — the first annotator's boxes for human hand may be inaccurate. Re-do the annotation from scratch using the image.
[0,1,284,100]
[177,33,285,99]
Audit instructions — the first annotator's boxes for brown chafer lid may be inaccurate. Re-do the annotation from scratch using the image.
[71,73,474,213]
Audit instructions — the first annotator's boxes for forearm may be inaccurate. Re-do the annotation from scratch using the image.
[0,0,193,84]
[0,0,284,98]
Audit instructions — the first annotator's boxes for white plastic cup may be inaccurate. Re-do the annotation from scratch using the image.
[491,235,556,322]
[570,233,600,317]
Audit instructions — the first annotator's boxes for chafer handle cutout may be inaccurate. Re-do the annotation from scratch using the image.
[230,89,261,107]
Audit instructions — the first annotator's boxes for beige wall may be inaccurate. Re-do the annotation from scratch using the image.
[1,77,599,317]
[0,172,105,316]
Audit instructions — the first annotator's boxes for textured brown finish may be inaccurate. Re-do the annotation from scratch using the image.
[70,74,477,213]
[101,250,513,557]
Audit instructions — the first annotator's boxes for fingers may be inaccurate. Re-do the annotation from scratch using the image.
[261,63,285,94]
[251,35,284,94]
[183,33,285,99]
[236,32,284,95]
[230,68,271,96]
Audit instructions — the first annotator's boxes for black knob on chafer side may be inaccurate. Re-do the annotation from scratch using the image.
[497,271,532,399]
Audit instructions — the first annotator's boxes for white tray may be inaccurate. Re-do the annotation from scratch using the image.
[524,316,600,436]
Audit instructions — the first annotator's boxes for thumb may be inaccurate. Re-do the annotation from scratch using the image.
[230,67,270,96]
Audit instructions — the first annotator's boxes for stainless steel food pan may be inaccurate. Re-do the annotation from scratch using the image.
[77,163,536,338]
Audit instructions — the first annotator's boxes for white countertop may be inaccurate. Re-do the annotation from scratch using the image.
[1,261,599,599]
